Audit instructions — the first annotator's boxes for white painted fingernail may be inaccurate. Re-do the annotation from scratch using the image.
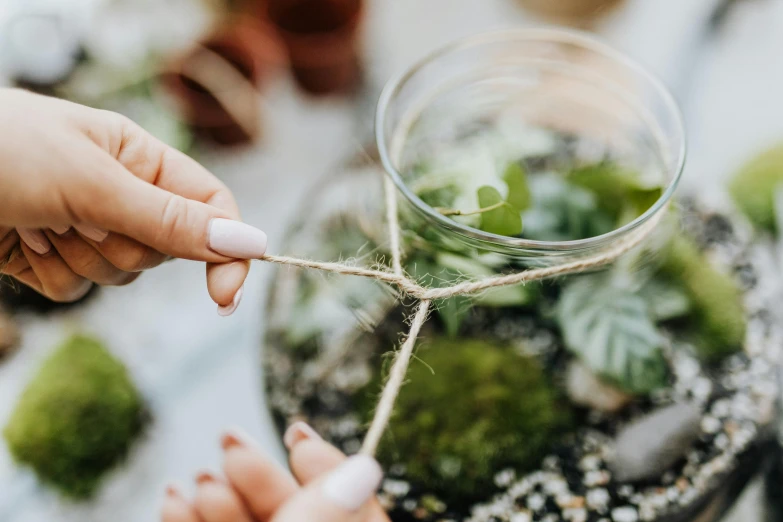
[322,455,383,511]
[18,228,51,255]
[283,421,322,450]
[208,219,267,259]
[50,225,71,235]
[74,224,108,243]
[217,286,244,317]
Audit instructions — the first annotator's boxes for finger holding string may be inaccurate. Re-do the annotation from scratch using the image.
[15,229,92,302]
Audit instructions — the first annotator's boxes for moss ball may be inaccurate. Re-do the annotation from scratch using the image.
[361,337,572,507]
[729,143,783,233]
[4,335,147,499]
[660,234,746,360]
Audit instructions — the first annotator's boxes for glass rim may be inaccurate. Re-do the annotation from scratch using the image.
[375,27,687,252]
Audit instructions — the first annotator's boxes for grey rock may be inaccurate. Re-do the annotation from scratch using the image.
[609,402,702,483]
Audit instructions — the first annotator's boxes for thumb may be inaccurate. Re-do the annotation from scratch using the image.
[73,154,267,263]
[271,455,383,522]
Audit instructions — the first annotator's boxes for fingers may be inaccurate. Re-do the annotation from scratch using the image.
[44,229,140,286]
[94,116,253,307]
[286,424,391,522]
[221,429,298,521]
[192,471,253,522]
[18,237,93,303]
[162,485,203,522]
[270,455,383,522]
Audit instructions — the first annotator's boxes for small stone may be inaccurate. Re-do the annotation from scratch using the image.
[579,455,601,471]
[584,470,611,487]
[495,469,515,487]
[383,479,410,497]
[611,506,639,522]
[701,416,721,434]
[676,478,689,492]
[527,493,546,511]
[610,402,701,482]
[566,362,632,412]
[564,507,588,522]
[511,511,532,522]
[586,489,610,511]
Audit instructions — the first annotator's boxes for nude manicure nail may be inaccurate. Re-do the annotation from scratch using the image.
[322,455,383,511]
[217,286,244,317]
[18,228,51,255]
[208,219,267,259]
[221,426,257,450]
[50,225,71,235]
[283,421,322,450]
[195,470,218,484]
[74,224,108,243]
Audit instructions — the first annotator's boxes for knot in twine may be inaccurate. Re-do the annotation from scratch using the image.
[259,176,661,456]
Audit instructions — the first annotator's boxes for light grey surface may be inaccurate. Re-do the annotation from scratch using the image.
[0,0,781,520]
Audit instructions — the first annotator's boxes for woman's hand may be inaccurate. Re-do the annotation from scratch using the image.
[161,423,388,522]
[0,88,267,314]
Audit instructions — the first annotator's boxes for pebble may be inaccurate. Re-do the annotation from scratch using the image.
[566,362,632,413]
[611,506,639,522]
[610,402,701,482]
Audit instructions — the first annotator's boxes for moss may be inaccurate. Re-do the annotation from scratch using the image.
[659,234,746,360]
[361,337,572,508]
[4,335,147,499]
[729,143,783,233]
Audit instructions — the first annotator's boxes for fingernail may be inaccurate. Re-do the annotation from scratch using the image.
[208,219,267,259]
[217,286,244,317]
[221,426,256,450]
[165,484,182,498]
[50,225,71,235]
[18,228,51,255]
[195,470,218,485]
[283,421,322,450]
[74,224,108,243]
[322,455,383,511]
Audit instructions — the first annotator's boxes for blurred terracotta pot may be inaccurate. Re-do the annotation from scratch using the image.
[268,0,363,95]
[162,19,279,146]
[517,0,624,24]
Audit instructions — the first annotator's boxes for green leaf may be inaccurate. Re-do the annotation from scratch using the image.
[569,162,661,221]
[637,277,691,321]
[729,143,783,233]
[556,275,669,394]
[658,234,746,360]
[477,186,522,236]
[503,163,531,211]
[435,252,531,307]
[523,174,614,241]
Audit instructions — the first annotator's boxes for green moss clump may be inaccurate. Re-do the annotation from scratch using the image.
[729,143,783,233]
[4,335,147,499]
[362,337,572,507]
[659,234,746,359]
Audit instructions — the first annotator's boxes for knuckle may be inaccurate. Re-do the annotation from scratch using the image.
[195,485,242,520]
[110,244,151,273]
[46,279,92,303]
[155,194,189,248]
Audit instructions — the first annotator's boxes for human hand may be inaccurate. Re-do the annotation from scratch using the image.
[0,88,267,314]
[161,423,389,522]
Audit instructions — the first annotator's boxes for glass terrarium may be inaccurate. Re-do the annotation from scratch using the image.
[263,29,781,522]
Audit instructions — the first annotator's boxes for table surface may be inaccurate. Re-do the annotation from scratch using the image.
[2,0,783,520]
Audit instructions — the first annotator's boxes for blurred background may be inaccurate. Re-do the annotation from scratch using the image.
[0,0,782,520]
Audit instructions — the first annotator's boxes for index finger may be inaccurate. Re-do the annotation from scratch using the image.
[96,113,251,307]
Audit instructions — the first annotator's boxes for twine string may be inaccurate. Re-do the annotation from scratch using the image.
[259,178,661,456]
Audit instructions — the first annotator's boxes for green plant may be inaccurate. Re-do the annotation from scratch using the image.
[4,335,147,498]
[556,274,670,394]
[729,143,783,233]
[658,234,746,359]
[361,337,572,507]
